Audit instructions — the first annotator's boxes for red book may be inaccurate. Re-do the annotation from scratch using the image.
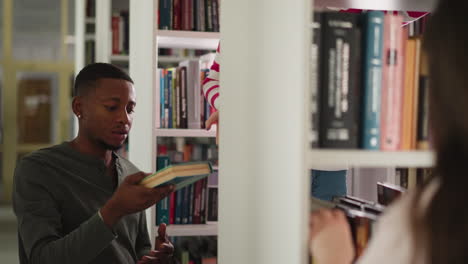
[192,180,201,224]
[181,0,191,30]
[173,0,182,30]
[380,14,405,150]
[111,14,120,54]
[169,192,176,224]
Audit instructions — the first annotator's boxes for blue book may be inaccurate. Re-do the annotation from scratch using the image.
[167,69,173,128]
[160,70,165,128]
[187,183,194,224]
[361,11,385,150]
[155,156,171,225]
[159,0,172,29]
[175,189,183,224]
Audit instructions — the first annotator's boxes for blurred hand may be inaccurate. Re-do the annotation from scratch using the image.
[205,111,219,145]
[309,209,355,264]
[137,223,175,264]
[100,172,174,227]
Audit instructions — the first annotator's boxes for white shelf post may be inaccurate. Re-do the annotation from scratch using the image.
[219,0,310,263]
[95,0,111,63]
[129,0,157,245]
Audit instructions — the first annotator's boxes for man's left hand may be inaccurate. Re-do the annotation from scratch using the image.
[137,223,174,264]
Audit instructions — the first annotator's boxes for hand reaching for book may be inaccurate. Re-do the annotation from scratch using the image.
[309,209,354,264]
[137,223,175,264]
[100,172,174,228]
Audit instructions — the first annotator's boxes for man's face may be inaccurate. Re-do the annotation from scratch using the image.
[80,78,136,150]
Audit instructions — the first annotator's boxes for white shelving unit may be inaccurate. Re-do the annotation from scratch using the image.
[156,128,217,138]
[129,0,436,263]
[129,0,219,244]
[159,224,218,237]
[308,150,434,168]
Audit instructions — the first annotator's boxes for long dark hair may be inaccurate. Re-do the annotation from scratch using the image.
[412,0,468,263]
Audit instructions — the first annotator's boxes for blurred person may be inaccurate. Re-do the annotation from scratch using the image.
[310,1,468,263]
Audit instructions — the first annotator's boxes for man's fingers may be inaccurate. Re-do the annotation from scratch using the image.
[126,171,151,184]
[158,223,167,239]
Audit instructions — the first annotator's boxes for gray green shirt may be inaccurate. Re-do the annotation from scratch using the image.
[13,142,152,264]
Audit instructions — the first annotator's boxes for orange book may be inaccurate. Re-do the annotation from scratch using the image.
[401,37,416,150]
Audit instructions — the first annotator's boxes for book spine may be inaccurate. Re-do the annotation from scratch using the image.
[169,192,176,224]
[173,0,182,30]
[411,38,422,149]
[319,12,362,148]
[200,178,207,223]
[167,69,173,128]
[310,12,322,148]
[189,183,194,224]
[193,180,201,224]
[156,197,170,225]
[181,0,191,30]
[164,69,170,128]
[158,69,164,128]
[417,51,430,149]
[401,36,416,150]
[159,0,171,29]
[193,0,199,31]
[381,14,404,150]
[175,189,183,224]
[111,14,120,54]
[181,186,189,224]
[176,68,181,128]
[180,67,188,128]
[206,186,218,222]
[361,11,384,150]
[118,14,124,54]
[205,0,213,32]
[212,0,219,32]
[198,0,205,31]
[121,11,129,54]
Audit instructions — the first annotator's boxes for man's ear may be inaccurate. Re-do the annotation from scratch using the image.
[72,96,83,119]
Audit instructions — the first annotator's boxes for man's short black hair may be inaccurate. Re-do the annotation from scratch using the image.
[73,63,134,96]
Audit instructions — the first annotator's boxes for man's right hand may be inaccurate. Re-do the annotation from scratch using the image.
[100,172,174,228]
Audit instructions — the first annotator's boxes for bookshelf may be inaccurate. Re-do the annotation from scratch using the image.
[129,0,436,263]
[129,0,219,247]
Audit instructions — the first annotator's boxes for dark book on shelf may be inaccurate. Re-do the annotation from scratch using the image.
[310,12,322,148]
[417,51,430,149]
[180,66,188,128]
[318,12,362,148]
[173,0,182,30]
[205,0,213,32]
[159,0,172,29]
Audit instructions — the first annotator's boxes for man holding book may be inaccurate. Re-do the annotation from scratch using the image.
[13,63,174,264]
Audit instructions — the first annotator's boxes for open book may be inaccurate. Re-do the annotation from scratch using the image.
[140,161,213,191]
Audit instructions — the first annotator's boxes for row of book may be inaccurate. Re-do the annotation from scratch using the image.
[310,11,430,150]
[111,11,130,55]
[158,140,218,165]
[159,48,212,58]
[157,54,216,129]
[159,0,220,32]
[155,156,218,225]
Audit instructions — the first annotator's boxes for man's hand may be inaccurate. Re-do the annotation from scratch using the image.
[309,209,355,264]
[137,223,175,264]
[100,172,174,228]
[205,111,219,145]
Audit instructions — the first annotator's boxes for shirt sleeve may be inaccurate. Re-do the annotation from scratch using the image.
[13,157,116,264]
[202,43,220,110]
[135,210,152,259]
